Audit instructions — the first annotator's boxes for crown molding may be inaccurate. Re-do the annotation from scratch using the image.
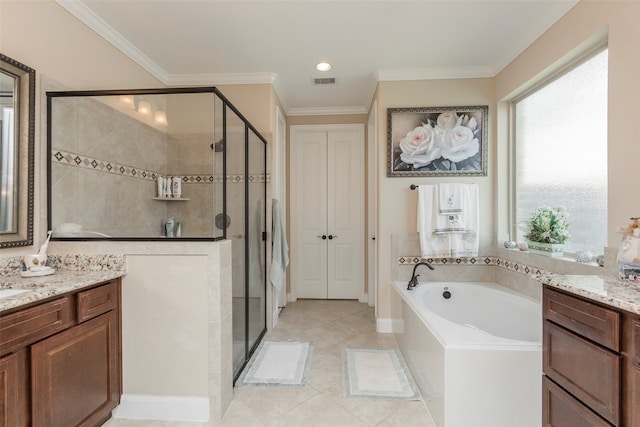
[376,66,495,82]
[55,0,170,84]
[287,106,368,117]
[165,72,278,86]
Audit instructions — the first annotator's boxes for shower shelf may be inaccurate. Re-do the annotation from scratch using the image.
[152,197,190,201]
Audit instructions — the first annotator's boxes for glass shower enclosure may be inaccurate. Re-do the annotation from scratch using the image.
[47,87,267,382]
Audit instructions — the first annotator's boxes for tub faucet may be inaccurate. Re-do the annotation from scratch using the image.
[407,262,434,290]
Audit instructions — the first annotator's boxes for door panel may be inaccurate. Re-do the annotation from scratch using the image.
[327,129,363,299]
[291,125,363,300]
[292,130,328,299]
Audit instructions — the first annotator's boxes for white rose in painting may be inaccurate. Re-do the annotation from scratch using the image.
[436,112,462,129]
[399,124,441,168]
[439,125,479,162]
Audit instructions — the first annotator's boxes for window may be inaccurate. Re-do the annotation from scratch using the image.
[514,47,608,254]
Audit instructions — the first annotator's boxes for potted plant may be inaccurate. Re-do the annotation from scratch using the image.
[523,207,570,257]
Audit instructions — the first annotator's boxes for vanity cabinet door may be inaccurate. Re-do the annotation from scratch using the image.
[0,353,18,427]
[0,348,29,427]
[31,311,119,427]
[623,314,640,427]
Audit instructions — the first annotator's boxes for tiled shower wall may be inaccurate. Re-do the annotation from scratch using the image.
[50,97,232,238]
[51,96,170,237]
[392,234,607,301]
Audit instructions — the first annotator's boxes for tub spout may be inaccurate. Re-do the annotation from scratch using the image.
[407,261,434,290]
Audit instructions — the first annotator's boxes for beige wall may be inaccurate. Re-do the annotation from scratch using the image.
[373,0,640,321]
[495,0,640,247]
[373,78,495,319]
[1,0,165,257]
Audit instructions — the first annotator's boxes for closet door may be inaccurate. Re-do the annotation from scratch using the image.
[291,129,329,298]
[291,125,363,300]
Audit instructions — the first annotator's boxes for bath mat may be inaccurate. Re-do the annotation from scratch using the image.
[238,340,313,387]
[343,348,420,400]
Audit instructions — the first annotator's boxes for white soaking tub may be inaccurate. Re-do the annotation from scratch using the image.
[392,280,542,427]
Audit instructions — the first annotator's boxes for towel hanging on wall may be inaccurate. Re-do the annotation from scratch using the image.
[417,183,479,258]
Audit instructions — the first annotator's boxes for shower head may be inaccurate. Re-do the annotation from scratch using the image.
[211,139,225,152]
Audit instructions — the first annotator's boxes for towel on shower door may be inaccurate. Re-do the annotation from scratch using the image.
[417,183,479,258]
[270,199,289,290]
[249,199,264,292]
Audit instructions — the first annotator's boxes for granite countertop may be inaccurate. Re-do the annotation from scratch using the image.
[539,274,640,315]
[0,269,125,313]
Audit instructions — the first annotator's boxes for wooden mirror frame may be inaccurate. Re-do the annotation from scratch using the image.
[0,53,35,248]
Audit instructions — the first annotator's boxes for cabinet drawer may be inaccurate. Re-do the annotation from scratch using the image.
[544,320,620,425]
[77,282,117,323]
[0,298,74,355]
[544,287,620,351]
[543,377,613,427]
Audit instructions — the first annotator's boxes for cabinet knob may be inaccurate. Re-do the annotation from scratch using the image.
[317,235,327,240]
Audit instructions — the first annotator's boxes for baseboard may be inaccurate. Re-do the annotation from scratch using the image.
[113,394,209,422]
[376,318,404,333]
[359,293,368,303]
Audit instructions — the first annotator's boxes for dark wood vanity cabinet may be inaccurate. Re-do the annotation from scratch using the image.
[0,279,121,427]
[543,286,640,427]
[623,313,640,426]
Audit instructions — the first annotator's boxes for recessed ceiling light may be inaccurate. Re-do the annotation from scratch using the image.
[315,62,332,72]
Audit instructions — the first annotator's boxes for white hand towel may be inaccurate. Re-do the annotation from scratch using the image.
[270,199,289,290]
[418,185,448,258]
[438,183,464,215]
[417,183,479,258]
[447,183,479,257]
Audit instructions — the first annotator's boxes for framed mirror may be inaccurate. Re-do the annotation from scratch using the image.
[0,54,35,248]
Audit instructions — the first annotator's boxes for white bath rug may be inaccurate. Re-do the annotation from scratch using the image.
[238,340,313,387]
[343,348,421,400]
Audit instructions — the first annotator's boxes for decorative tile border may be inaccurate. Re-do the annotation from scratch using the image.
[398,255,549,278]
[54,149,159,181]
[52,150,270,184]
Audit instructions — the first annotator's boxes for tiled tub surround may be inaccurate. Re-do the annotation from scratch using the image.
[0,241,233,422]
[392,234,612,302]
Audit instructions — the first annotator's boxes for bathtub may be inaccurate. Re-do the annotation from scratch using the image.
[392,281,542,427]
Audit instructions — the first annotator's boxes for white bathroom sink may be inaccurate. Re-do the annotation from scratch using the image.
[0,289,29,299]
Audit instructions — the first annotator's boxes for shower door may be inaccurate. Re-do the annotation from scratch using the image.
[222,97,267,381]
[246,129,266,356]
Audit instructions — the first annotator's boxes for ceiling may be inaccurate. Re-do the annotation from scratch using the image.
[57,0,579,116]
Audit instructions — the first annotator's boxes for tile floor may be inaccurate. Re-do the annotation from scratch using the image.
[104,299,436,426]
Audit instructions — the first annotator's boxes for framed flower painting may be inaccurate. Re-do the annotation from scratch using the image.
[387,106,488,177]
